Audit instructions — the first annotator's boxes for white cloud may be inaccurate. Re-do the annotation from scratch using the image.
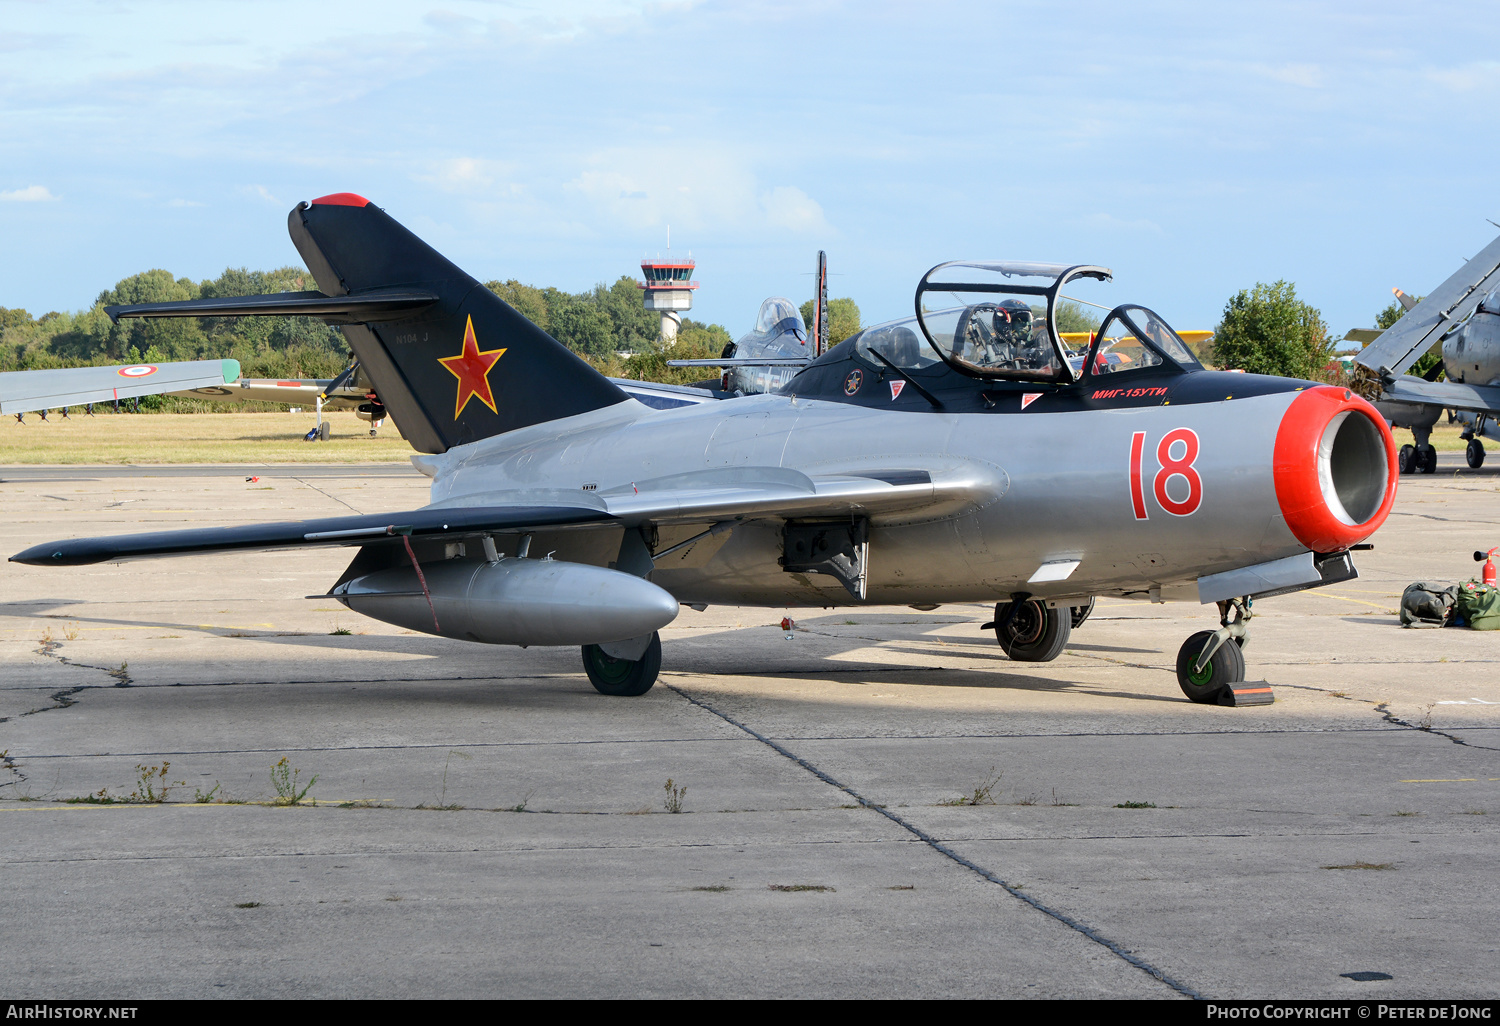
[1,185,57,202]
[240,185,281,204]
[566,149,831,237]
[1428,61,1500,92]
[758,186,828,234]
[418,157,520,193]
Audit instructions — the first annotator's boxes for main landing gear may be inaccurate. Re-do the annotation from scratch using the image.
[581,632,662,696]
[1175,597,1250,703]
[984,595,1091,662]
[1463,414,1488,469]
[1398,443,1437,474]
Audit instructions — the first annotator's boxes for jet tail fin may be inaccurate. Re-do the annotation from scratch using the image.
[285,194,630,453]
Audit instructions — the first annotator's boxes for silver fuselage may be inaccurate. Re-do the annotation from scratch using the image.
[1442,310,1500,387]
[414,390,1311,608]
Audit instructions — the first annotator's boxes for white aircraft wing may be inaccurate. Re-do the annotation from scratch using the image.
[0,359,241,416]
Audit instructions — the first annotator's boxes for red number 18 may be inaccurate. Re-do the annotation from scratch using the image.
[1130,428,1202,520]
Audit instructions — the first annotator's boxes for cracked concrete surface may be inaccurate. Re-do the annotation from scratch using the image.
[1,456,1498,998]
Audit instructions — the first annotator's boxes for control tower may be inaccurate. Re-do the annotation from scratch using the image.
[637,248,698,343]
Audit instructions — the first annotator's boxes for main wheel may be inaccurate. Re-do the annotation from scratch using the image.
[993,599,1071,662]
[581,634,661,696]
[1070,596,1096,630]
[1468,439,1485,469]
[1398,444,1415,474]
[1419,444,1438,474]
[1175,631,1245,704]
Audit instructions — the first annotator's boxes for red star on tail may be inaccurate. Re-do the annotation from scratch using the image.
[438,316,506,419]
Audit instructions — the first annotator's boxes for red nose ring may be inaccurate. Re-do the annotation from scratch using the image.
[1272,386,1398,552]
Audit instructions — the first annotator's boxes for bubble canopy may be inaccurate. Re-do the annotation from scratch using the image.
[915,261,1112,383]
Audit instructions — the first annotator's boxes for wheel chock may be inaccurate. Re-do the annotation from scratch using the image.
[1219,681,1274,707]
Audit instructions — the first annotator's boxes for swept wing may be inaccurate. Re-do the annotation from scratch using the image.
[12,461,999,566]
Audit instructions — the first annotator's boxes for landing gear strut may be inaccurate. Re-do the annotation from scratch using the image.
[1175,597,1251,703]
[581,632,661,696]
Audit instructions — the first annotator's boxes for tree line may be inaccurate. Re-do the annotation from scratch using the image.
[2,262,1404,399]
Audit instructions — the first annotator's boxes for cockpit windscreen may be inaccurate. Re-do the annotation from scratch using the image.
[853,317,942,370]
[751,297,806,341]
[919,297,1064,380]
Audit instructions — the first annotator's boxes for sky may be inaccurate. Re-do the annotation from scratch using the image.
[2,0,1498,339]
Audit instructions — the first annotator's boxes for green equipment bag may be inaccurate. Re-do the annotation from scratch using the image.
[1454,580,1500,630]
[1401,582,1458,627]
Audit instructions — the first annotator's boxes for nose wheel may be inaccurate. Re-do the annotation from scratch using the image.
[1175,598,1250,703]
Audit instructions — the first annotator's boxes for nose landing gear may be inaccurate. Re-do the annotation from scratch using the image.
[1176,597,1250,703]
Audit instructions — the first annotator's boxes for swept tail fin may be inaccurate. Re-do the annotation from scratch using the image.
[288,193,629,453]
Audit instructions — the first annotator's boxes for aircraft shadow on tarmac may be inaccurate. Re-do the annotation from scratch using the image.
[5,600,1185,704]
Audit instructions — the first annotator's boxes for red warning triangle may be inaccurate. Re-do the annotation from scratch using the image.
[889,380,906,400]
[1021,392,1042,409]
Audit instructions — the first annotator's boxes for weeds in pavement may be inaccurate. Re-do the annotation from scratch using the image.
[939,767,1001,806]
[1115,801,1156,809]
[663,778,687,814]
[270,757,317,806]
[129,763,184,803]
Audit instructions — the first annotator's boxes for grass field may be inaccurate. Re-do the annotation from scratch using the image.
[0,411,414,464]
[1391,419,1471,452]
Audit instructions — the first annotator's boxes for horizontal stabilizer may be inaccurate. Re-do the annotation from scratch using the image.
[1379,374,1500,416]
[0,359,239,416]
[105,289,438,325]
[1355,232,1500,379]
[10,504,614,566]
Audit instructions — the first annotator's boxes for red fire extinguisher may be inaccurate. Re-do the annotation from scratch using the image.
[1475,548,1499,586]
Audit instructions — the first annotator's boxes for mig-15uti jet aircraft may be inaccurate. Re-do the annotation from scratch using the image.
[11,193,1398,704]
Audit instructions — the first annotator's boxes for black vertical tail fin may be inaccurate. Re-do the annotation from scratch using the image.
[288,193,629,454]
